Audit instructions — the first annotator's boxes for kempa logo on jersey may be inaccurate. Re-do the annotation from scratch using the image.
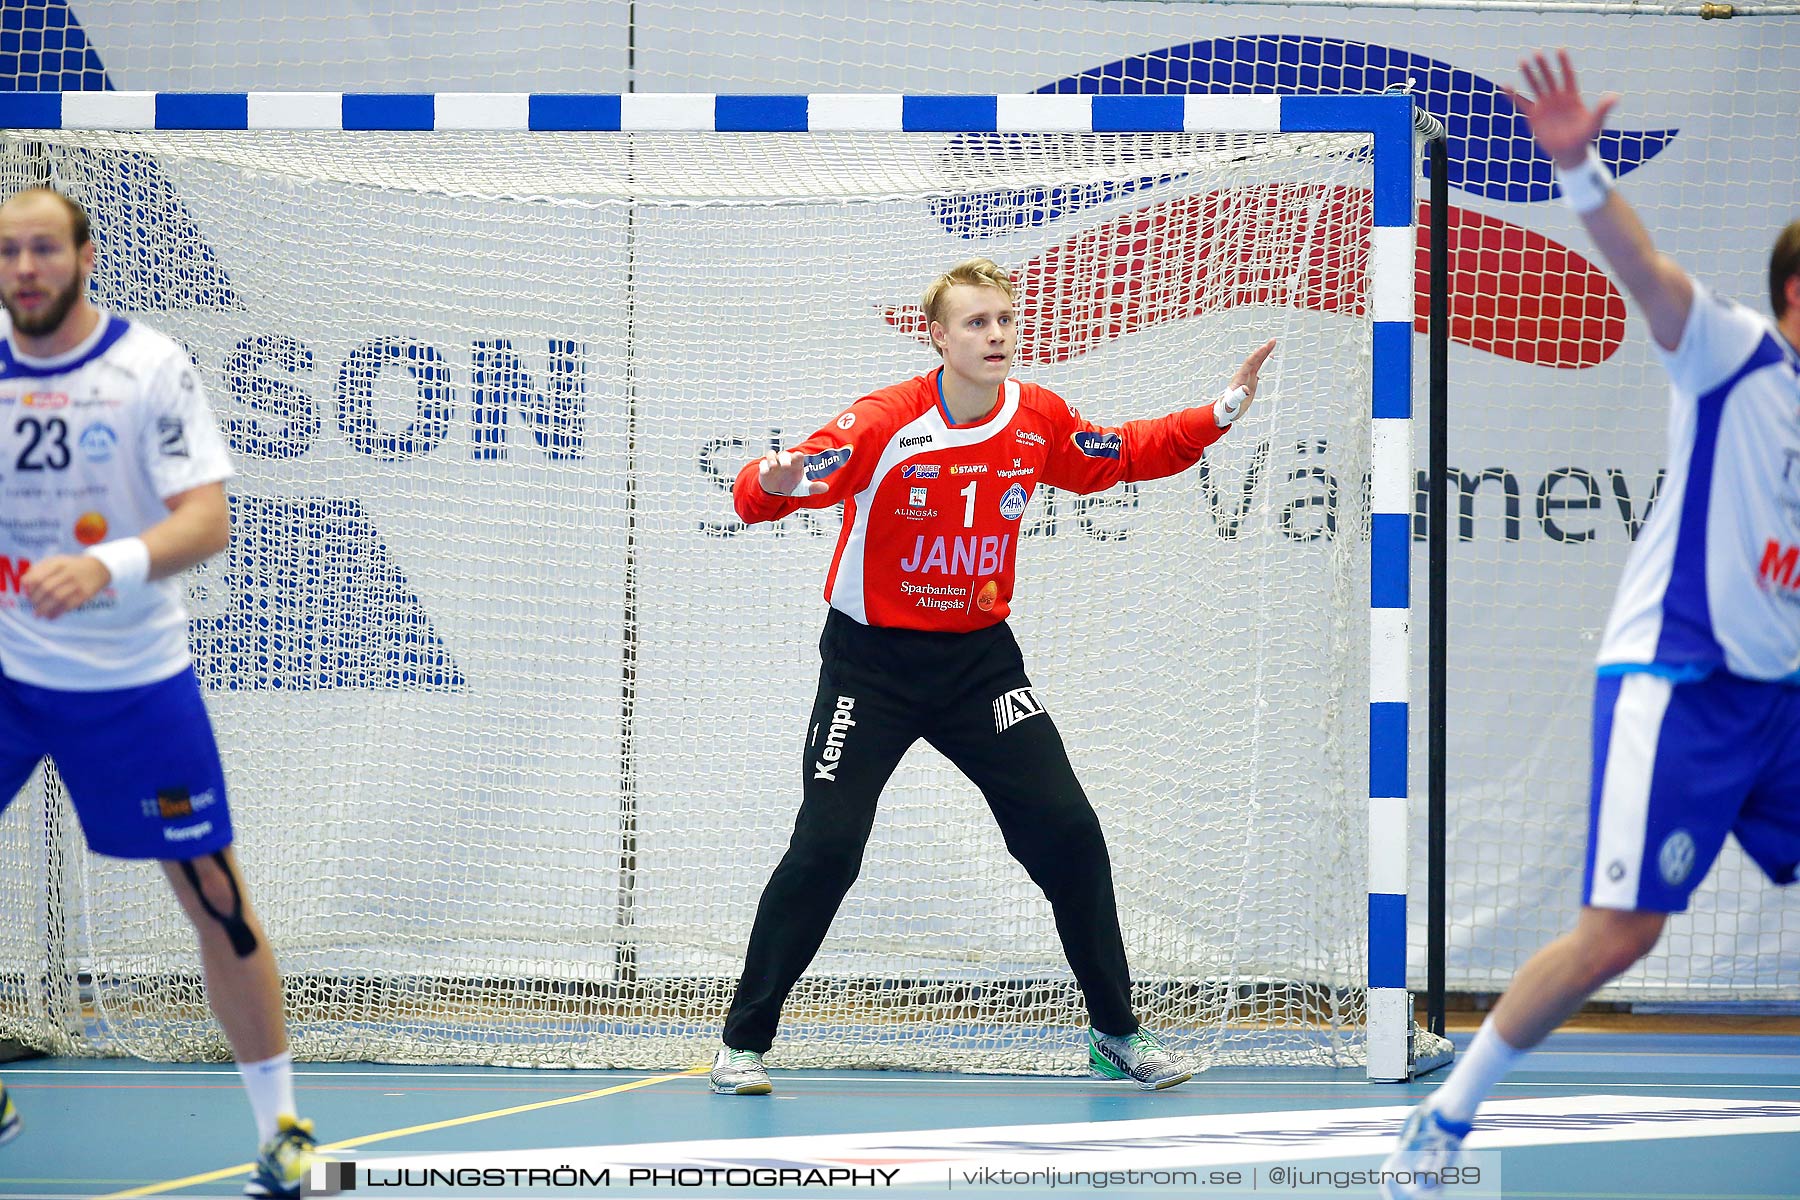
[811,695,857,782]
[897,434,934,449]
[993,687,1045,733]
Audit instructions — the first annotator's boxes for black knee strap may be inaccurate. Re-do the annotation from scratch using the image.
[179,852,259,958]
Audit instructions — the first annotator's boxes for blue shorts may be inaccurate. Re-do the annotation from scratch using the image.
[0,665,234,860]
[1584,670,1800,912]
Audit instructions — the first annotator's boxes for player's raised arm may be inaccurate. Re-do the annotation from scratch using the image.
[731,399,885,525]
[1040,338,1275,495]
[1505,50,1693,351]
[754,449,828,500]
[1220,337,1276,425]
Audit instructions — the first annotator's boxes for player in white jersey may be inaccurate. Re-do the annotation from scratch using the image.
[1380,53,1800,1199]
[0,189,321,1196]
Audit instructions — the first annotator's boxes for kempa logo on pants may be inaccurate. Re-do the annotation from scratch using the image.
[993,686,1045,733]
[812,695,857,781]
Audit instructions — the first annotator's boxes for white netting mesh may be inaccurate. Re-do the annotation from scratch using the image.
[0,126,1386,1067]
[4,0,1791,1063]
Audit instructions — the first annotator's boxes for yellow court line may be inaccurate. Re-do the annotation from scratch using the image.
[96,1066,709,1199]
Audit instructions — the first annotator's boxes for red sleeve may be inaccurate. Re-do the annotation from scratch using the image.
[1036,385,1230,496]
[731,395,895,524]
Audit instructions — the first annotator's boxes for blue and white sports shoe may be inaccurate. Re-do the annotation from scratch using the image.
[0,1078,20,1146]
[244,1114,320,1198]
[1379,1102,1472,1199]
[1087,1026,1193,1090]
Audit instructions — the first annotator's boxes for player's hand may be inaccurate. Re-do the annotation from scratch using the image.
[21,554,111,620]
[1503,50,1618,170]
[757,449,828,498]
[1227,337,1277,421]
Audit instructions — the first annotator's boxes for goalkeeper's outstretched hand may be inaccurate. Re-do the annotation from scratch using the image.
[758,448,828,497]
[1226,337,1277,423]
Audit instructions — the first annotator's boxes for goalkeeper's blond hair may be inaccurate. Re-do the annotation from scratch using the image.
[922,258,1017,358]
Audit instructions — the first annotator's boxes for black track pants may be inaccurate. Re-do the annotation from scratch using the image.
[722,609,1137,1053]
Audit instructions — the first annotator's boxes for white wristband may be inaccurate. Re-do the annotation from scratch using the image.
[1214,385,1248,427]
[86,537,150,590]
[1555,146,1614,215]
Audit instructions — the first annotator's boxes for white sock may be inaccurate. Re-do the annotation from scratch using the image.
[1430,1017,1523,1126]
[238,1051,296,1143]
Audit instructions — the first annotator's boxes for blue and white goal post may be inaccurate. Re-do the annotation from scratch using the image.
[0,92,1448,1080]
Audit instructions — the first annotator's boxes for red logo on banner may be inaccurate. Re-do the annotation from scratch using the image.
[886,186,1625,369]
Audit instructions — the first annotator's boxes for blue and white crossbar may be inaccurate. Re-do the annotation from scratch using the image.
[0,88,1420,1079]
[0,91,1414,225]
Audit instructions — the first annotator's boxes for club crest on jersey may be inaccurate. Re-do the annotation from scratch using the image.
[1072,431,1121,460]
[804,445,853,480]
[902,464,940,479]
[993,686,1045,733]
[998,483,1028,520]
[79,422,118,463]
[909,486,928,507]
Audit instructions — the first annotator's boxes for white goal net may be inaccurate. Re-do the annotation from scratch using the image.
[0,122,1397,1068]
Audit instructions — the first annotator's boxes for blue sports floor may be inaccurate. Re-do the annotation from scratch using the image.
[1,1030,1797,1198]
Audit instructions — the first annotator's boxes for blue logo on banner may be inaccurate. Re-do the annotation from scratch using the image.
[0,0,240,310]
[190,496,464,692]
[935,35,1678,237]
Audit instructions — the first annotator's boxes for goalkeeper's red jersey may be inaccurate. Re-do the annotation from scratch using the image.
[733,369,1231,632]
